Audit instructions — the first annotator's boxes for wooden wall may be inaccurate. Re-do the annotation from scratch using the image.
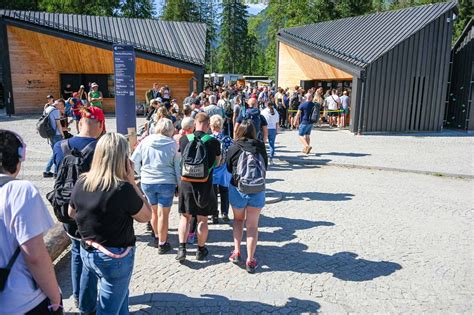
[277,41,352,89]
[7,26,195,113]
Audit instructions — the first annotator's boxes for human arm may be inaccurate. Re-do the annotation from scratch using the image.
[294,110,302,127]
[126,160,152,223]
[21,235,62,310]
[262,125,268,143]
[87,91,92,103]
[130,145,143,177]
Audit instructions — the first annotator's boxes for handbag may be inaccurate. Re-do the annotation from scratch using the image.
[0,176,20,292]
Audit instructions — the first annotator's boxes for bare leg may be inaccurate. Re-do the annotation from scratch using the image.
[299,136,309,148]
[178,214,191,244]
[150,205,158,239]
[232,208,245,253]
[196,215,209,247]
[245,206,262,262]
[158,206,171,243]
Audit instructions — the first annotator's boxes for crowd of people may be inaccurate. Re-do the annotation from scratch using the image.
[0,82,350,314]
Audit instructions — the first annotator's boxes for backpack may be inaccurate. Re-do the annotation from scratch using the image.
[223,100,233,119]
[236,149,266,194]
[290,92,300,110]
[36,106,57,138]
[181,134,215,183]
[310,102,321,124]
[46,140,96,223]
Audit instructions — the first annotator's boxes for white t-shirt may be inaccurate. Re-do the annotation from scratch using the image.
[261,108,280,129]
[325,95,340,110]
[0,175,55,314]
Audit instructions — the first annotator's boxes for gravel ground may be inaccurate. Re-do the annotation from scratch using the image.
[1,115,472,314]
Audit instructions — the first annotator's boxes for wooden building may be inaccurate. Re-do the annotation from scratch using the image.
[277,2,457,133]
[0,11,207,114]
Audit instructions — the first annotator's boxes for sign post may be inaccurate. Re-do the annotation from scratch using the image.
[113,44,136,135]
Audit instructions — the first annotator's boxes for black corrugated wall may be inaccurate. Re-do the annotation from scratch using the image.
[446,21,473,130]
[360,12,453,132]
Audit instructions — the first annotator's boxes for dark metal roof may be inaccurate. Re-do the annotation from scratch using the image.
[0,10,207,66]
[278,1,457,69]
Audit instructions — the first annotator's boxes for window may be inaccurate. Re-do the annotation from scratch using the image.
[60,74,115,98]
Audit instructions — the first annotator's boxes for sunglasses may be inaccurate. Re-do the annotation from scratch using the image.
[1,130,26,162]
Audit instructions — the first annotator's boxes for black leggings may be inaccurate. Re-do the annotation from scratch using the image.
[213,185,229,217]
[278,107,287,127]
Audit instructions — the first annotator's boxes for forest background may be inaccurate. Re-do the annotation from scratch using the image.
[1,0,471,77]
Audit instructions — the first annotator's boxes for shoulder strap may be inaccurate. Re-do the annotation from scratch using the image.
[0,176,15,187]
[80,140,96,157]
[186,134,195,141]
[201,134,212,143]
[60,140,71,156]
[6,247,21,269]
[0,176,20,270]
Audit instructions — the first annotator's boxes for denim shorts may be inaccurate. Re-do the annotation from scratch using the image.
[298,123,313,136]
[229,184,265,209]
[141,183,175,207]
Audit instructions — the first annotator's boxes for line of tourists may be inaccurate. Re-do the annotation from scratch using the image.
[0,85,272,313]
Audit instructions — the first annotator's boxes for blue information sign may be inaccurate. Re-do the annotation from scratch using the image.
[113,44,136,135]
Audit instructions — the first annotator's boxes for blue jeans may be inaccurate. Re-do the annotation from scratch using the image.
[267,129,277,158]
[229,184,266,209]
[141,183,175,207]
[80,246,135,315]
[45,134,62,173]
[71,239,97,313]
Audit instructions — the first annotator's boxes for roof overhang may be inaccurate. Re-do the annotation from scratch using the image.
[1,16,204,74]
[277,33,364,78]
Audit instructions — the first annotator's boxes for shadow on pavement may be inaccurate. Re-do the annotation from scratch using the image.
[257,243,402,280]
[314,152,371,158]
[129,294,320,314]
[284,191,354,202]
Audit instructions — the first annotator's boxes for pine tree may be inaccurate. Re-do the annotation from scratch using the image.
[121,0,155,18]
[453,0,473,41]
[161,0,199,22]
[216,0,249,74]
[194,0,218,73]
[38,0,121,16]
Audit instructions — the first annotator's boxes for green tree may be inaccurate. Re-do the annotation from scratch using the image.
[161,0,199,22]
[38,0,121,16]
[0,0,39,10]
[120,0,155,18]
[453,0,473,41]
[335,0,373,17]
[216,0,249,74]
[194,0,218,73]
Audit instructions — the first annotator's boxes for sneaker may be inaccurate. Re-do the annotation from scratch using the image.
[196,247,209,261]
[228,250,242,264]
[302,146,309,154]
[187,232,196,244]
[246,259,258,274]
[306,146,312,154]
[175,248,186,262]
[221,214,230,223]
[212,216,219,224]
[158,242,172,254]
[43,172,54,178]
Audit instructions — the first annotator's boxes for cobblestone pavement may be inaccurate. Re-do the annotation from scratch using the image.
[1,115,473,313]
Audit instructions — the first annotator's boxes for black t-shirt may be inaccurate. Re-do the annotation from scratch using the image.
[70,180,143,247]
[179,131,221,167]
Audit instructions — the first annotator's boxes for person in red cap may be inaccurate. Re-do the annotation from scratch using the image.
[51,106,104,312]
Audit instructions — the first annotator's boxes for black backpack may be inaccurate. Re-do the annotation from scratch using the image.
[36,106,57,138]
[290,92,300,110]
[181,134,215,182]
[309,102,321,123]
[46,140,96,223]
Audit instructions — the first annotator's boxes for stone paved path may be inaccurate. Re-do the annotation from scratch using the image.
[1,115,473,313]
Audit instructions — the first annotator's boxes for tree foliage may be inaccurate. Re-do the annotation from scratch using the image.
[216,0,249,74]
[121,0,155,18]
[161,0,199,22]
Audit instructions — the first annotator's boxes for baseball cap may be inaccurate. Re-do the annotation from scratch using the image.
[72,92,79,98]
[46,95,54,99]
[82,106,105,122]
[91,82,99,88]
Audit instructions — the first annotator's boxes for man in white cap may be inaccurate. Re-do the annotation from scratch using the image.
[87,82,103,109]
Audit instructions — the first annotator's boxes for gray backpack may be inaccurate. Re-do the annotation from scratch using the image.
[236,150,266,194]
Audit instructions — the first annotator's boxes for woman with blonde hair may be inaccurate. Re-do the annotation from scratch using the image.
[69,133,152,314]
[132,118,181,254]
